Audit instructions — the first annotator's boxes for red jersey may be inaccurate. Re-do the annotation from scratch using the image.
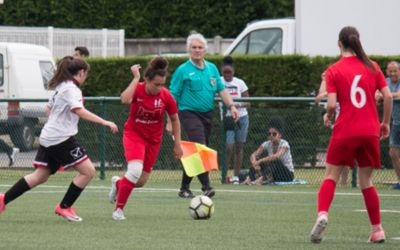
[326,56,387,138]
[124,82,178,143]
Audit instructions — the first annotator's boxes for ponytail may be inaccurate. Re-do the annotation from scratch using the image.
[339,26,375,71]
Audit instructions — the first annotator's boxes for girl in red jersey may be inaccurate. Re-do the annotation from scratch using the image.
[310,26,392,244]
[108,57,183,220]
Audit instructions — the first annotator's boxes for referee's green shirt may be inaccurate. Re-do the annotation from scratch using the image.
[170,60,225,112]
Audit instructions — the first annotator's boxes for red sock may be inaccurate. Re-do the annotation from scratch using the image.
[116,177,135,210]
[362,186,381,226]
[317,178,336,214]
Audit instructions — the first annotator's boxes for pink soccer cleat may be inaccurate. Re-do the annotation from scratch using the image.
[55,203,82,222]
[368,228,385,244]
[0,193,6,215]
[310,213,328,243]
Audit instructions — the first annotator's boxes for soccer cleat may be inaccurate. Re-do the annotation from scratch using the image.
[9,148,19,167]
[0,193,6,215]
[231,176,240,185]
[108,176,120,203]
[112,208,126,220]
[178,189,195,199]
[310,213,328,243]
[203,188,216,198]
[55,203,82,222]
[367,228,385,243]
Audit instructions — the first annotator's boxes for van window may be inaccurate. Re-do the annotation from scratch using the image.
[39,61,54,90]
[0,54,3,86]
[231,28,283,55]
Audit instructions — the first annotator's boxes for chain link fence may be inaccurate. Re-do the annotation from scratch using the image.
[0,97,397,189]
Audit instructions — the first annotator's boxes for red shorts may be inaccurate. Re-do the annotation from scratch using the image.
[123,130,161,173]
[326,136,381,168]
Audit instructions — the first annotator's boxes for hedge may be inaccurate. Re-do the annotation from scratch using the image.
[0,0,294,38]
[83,55,400,97]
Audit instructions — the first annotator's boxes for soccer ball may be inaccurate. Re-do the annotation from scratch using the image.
[188,195,214,220]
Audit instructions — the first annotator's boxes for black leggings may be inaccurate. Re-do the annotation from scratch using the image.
[179,110,214,191]
[249,160,294,182]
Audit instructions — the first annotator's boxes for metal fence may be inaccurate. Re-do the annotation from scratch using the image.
[0,26,124,58]
[0,97,397,189]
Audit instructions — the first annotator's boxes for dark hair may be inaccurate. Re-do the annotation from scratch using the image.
[48,56,90,89]
[338,26,375,71]
[74,46,90,57]
[222,56,234,67]
[268,116,284,134]
[144,56,168,81]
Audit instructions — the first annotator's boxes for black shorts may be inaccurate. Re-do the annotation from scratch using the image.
[33,137,89,174]
[179,110,213,146]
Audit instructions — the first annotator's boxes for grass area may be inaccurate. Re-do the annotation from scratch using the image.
[1,177,400,250]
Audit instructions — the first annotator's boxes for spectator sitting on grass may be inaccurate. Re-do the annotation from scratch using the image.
[242,117,294,185]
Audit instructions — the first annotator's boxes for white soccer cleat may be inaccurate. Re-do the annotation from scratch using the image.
[310,213,328,243]
[231,176,240,185]
[112,208,126,220]
[368,228,385,243]
[9,147,19,167]
[108,176,120,204]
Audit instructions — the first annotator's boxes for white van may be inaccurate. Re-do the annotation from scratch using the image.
[0,43,55,151]
[225,0,400,56]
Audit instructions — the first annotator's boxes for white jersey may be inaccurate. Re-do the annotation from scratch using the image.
[261,139,294,172]
[220,76,249,117]
[39,80,84,147]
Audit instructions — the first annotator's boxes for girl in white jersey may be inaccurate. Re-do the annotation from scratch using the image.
[0,56,118,222]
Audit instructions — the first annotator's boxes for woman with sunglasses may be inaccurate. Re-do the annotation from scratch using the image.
[242,118,294,185]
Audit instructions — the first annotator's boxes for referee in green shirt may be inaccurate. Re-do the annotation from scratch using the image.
[167,33,239,198]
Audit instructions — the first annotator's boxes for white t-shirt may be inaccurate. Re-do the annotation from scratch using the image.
[261,139,294,172]
[39,80,84,147]
[220,76,249,117]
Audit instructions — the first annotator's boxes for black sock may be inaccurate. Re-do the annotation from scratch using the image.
[60,182,84,208]
[181,171,193,190]
[4,178,31,204]
[198,172,211,191]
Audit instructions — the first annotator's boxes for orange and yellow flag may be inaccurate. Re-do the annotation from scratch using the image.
[180,141,219,177]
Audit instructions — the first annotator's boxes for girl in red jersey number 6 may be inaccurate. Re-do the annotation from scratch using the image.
[310,26,392,244]
[109,57,183,220]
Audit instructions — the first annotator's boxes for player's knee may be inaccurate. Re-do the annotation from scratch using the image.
[125,161,143,184]
[89,168,97,179]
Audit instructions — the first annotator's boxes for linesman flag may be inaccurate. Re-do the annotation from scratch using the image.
[180,141,219,177]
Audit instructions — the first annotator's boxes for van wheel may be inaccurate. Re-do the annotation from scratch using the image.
[10,122,35,152]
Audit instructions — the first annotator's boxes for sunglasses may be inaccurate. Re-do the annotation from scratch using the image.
[268,132,278,137]
[191,46,204,49]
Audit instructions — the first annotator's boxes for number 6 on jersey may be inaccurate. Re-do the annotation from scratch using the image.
[350,75,366,108]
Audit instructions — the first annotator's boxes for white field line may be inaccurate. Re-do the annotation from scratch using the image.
[1,184,400,197]
[353,209,400,213]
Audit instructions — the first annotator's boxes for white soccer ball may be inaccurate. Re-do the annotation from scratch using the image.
[188,195,214,220]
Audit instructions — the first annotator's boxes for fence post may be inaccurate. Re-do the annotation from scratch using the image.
[99,98,107,180]
[102,28,108,58]
[48,26,54,55]
[351,167,357,188]
[220,105,227,183]
[119,29,125,57]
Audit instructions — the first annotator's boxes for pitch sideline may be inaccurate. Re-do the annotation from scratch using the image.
[1,184,400,197]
